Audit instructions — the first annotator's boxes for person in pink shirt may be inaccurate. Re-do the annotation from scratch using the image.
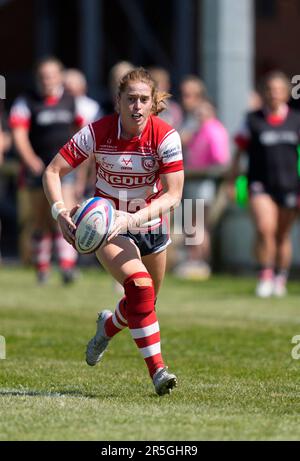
[186,102,230,170]
[175,101,230,279]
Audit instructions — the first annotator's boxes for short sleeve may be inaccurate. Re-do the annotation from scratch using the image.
[157,130,184,174]
[9,97,31,129]
[59,124,94,168]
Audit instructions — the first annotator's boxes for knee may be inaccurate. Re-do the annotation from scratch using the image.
[257,227,275,241]
[123,271,155,315]
[276,232,290,246]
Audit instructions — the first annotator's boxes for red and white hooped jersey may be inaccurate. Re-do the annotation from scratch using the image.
[59,113,183,221]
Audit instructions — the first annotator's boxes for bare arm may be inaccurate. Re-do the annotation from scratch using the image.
[108,170,184,241]
[43,153,79,243]
[225,148,244,201]
[134,170,184,226]
[12,127,45,175]
[227,148,244,182]
[3,130,12,153]
[74,156,95,200]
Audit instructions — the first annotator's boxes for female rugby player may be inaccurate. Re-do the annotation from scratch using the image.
[43,68,184,395]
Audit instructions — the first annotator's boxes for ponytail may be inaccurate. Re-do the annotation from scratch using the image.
[152,91,171,115]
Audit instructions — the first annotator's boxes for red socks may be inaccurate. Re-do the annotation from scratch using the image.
[104,297,128,337]
[33,232,52,273]
[122,272,164,378]
[54,233,77,270]
[104,272,165,377]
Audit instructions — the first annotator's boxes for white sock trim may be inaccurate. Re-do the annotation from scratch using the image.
[139,342,161,359]
[130,321,159,339]
[112,313,125,330]
[116,301,127,325]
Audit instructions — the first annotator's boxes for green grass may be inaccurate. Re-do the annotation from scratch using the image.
[1,266,300,440]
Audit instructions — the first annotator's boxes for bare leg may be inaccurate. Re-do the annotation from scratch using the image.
[250,194,278,267]
[91,236,174,389]
[276,207,298,270]
[96,236,146,283]
[30,189,55,281]
[250,194,278,297]
[142,249,167,296]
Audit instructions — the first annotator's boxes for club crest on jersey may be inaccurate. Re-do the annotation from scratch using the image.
[142,156,156,171]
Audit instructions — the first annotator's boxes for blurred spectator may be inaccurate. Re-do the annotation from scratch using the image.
[167,75,207,275]
[148,67,182,129]
[174,101,230,279]
[107,61,134,112]
[179,75,207,149]
[248,90,263,112]
[185,102,230,171]
[64,68,103,125]
[64,68,103,200]
[0,103,12,157]
[229,70,300,297]
[0,104,14,263]
[9,56,81,284]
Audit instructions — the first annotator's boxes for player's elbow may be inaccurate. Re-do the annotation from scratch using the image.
[42,162,56,188]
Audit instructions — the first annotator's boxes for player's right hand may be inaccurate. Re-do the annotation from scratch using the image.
[57,210,77,246]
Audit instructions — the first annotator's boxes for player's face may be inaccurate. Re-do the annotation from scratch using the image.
[37,62,63,96]
[118,81,153,136]
[264,78,290,109]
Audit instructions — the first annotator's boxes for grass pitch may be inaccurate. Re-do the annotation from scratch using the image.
[1,266,300,441]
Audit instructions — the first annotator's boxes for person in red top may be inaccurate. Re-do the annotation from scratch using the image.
[10,57,82,284]
[43,68,184,396]
[229,71,300,297]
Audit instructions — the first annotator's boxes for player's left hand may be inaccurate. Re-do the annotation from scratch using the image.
[107,210,136,242]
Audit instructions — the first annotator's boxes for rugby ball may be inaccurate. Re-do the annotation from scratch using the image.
[72,197,115,254]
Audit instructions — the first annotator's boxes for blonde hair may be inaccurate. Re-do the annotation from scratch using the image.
[118,67,171,115]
